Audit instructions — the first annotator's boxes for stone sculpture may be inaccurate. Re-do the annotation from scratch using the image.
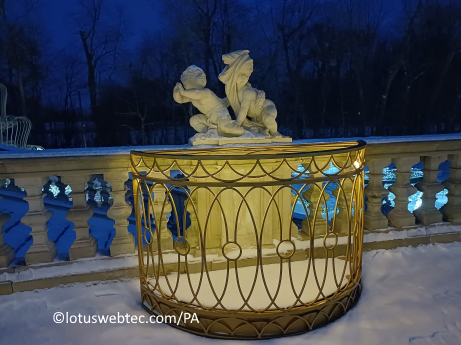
[174,52,291,145]
[173,65,244,138]
[219,50,282,138]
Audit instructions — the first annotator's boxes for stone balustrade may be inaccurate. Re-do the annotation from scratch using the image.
[0,152,136,266]
[364,137,461,230]
[0,135,460,269]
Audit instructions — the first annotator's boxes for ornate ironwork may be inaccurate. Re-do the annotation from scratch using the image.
[131,141,366,339]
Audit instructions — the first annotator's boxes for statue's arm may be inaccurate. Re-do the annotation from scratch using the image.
[181,87,212,100]
[235,89,254,125]
[173,83,190,103]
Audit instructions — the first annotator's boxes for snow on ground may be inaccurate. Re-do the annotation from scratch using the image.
[1,242,461,345]
[155,258,349,310]
[0,254,138,283]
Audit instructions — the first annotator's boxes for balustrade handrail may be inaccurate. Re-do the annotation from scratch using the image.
[130,140,366,160]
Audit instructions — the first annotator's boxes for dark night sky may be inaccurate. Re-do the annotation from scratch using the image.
[40,0,164,50]
[37,0,402,54]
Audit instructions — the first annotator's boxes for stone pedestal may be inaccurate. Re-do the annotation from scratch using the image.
[441,154,461,222]
[414,155,446,225]
[61,175,97,260]
[364,158,391,230]
[104,171,135,256]
[189,129,292,146]
[184,160,298,256]
[15,177,57,265]
[387,158,420,228]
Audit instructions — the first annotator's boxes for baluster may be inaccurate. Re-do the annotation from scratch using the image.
[332,154,358,234]
[0,197,14,267]
[332,180,353,234]
[301,158,330,236]
[151,174,173,250]
[167,189,179,236]
[364,158,391,230]
[441,153,461,222]
[185,191,199,253]
[387,157,420,228]
[15,177,57,264]
[275,162,299,239]
[61,175,97,260]
[414,155,447,225]
[104,171,135,256]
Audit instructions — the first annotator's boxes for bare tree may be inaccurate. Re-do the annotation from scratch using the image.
[0,0,43,116]
[71,0,127,120]
[275,0,316,136]
[377,0,422,126]
[160,0,250,83]
[337,0,387,124]
[117,88,153,146]
[419,0,461,127]
[46,48,85,112]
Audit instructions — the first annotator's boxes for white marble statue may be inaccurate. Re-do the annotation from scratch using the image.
[173,65,244,138]
[219,50,282,138]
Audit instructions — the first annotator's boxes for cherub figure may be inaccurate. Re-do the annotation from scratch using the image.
[173,65,244,137]
[218,50,282,138]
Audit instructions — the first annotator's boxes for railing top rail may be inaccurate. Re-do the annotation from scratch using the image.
[0,133,460,160]
[130,140,366,161]
[130,141,366,186]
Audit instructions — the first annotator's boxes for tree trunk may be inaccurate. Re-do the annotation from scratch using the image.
[17,69,26,117]
[378,60,403,133]
[79,31,98,117]
[425,52,454,130]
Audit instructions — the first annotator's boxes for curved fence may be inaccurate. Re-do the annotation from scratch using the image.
[131,141,366,339]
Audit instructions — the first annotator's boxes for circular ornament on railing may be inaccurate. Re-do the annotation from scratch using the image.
[276,240,296,259]
[323,232,339,250]
[174,237,190,255]
[222,242,242,261]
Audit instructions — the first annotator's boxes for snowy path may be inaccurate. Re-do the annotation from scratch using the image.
[1,242,461,345]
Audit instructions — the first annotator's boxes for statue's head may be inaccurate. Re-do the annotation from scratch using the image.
[235,59,254,87]
[219,50,253,88]
[181,65,206,89]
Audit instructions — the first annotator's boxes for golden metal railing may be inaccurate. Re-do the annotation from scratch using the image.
[131,141,366,339]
